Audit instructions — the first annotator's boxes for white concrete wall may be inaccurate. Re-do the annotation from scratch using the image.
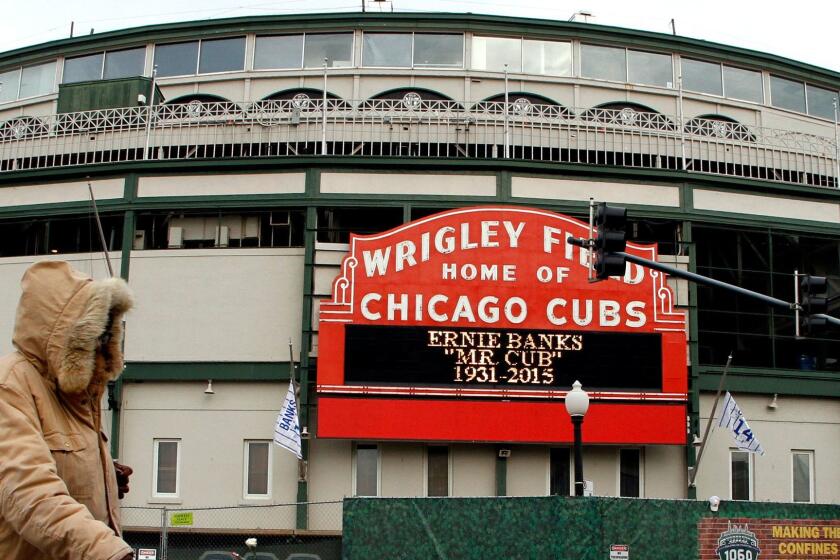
[693,189,840,223]
[137,173,305,198]
[512,177,681,207]
[319,172,496,197]
[124,249,304,362]
[451,445,496,497]
[694,393,840,504]
[0,178,123,207]
[119,381,300,529]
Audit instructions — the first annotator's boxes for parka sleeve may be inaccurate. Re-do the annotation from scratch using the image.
[0,377,134,560]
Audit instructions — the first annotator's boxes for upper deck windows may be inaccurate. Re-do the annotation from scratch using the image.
[722,65,764,103]
[581,44,673,87]
[472,36,571,76]
[362,33,463,69]
[0,61,55,102]
[154,37,245,77]
[254,33,353,69]
[63,47,145,83]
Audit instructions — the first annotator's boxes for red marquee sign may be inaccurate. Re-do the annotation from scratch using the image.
[317,206,687,444]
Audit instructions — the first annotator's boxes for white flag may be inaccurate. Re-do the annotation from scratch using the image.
[273,382,302,459]
[718,392,765,455]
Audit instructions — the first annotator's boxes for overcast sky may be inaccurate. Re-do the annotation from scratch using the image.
[2,0,838,72]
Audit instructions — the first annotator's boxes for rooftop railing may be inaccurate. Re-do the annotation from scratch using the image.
[1,99,837,189]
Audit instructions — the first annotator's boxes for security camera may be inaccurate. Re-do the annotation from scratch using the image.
[708,495,721,512]
[245,537,257,550]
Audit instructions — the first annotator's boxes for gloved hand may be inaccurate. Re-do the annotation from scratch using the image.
[114,461,134,499]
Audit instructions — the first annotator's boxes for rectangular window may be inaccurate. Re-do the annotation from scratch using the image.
[0,68,21,102]
[681,58,723,96]
[63,53,103,83]
[154,439,180,496]
[304,33,353,68]
[198,37,245,74]
[619,449,642,497]
[363,33,412,68]
[523,39,571,76]
[427,446,450,497]
[354,444,379,496]
[549,448,571,496]
[244,440,271,498]
[414,34,463,68]
[628,49,672,87]
[792,451,813,503]
[21,63,56,98]
[770,75,806,113]
[806,85,837,120]
[730,450,752,500]
[254,35,304,69]
[103,47,146,79]
[471,36,521,73]
[723,65,763,103]
[581,44,626,82]
[154,41,199,77]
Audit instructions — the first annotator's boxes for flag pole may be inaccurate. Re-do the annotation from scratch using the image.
[288,338,297,397]
[688,352,733,488]
[87,179,115,278]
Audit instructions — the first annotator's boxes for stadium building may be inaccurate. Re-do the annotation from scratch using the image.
[0,11,838,557]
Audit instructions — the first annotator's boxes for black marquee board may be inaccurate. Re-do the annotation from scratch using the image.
[343,325,662,391]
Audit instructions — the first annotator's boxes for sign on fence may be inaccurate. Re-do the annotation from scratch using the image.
[170,511,194,526]
[137,549,157,560]
[609,544,629,559]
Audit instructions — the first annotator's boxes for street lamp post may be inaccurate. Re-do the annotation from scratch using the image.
[565,380,590,496]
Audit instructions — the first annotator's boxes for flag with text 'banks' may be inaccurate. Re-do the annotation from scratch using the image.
[718,392,765,455]
[274,382,302,459]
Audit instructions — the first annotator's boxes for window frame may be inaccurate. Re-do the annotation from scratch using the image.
[472,34,571,76]
[243,439,273,500]
[721,64,764,104]
[153,438,181,498]
[253,34,306,70]
[547,447,573,496]
[352,443,380,497]
[302,32,356,69]
[679,57,724,98]
[581,43,673,88]
[791,450,815,503]
[617,448,644,498]
[804,83,839,120]
[729,449,754,501]
[154,36,246,77]
[423,445,452,497]
[769,74,807,114]
[362,31,465,70]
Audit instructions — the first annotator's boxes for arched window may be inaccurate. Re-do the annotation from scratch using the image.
[160,94,240,119]
[0,116,48,141]
[362,88,462,111]
[260,88,350,110]
[581,102,676,131]
[684,114,755,142]
[473,93,571,118]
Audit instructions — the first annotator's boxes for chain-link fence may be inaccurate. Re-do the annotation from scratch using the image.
[122,501,342,560]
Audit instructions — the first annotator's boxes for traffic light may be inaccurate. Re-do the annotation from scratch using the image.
[593,203,627,280]
[799,275,828,334]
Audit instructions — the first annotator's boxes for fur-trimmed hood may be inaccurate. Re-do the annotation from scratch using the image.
[12,261,134,395]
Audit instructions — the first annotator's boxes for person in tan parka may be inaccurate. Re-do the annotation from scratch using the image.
[0,261,136,560]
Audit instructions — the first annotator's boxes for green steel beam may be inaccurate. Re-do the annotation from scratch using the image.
[123,362,294,381]
[295,192,319,529]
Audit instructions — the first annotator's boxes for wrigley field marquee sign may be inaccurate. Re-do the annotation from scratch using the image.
[317,206,687,443]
